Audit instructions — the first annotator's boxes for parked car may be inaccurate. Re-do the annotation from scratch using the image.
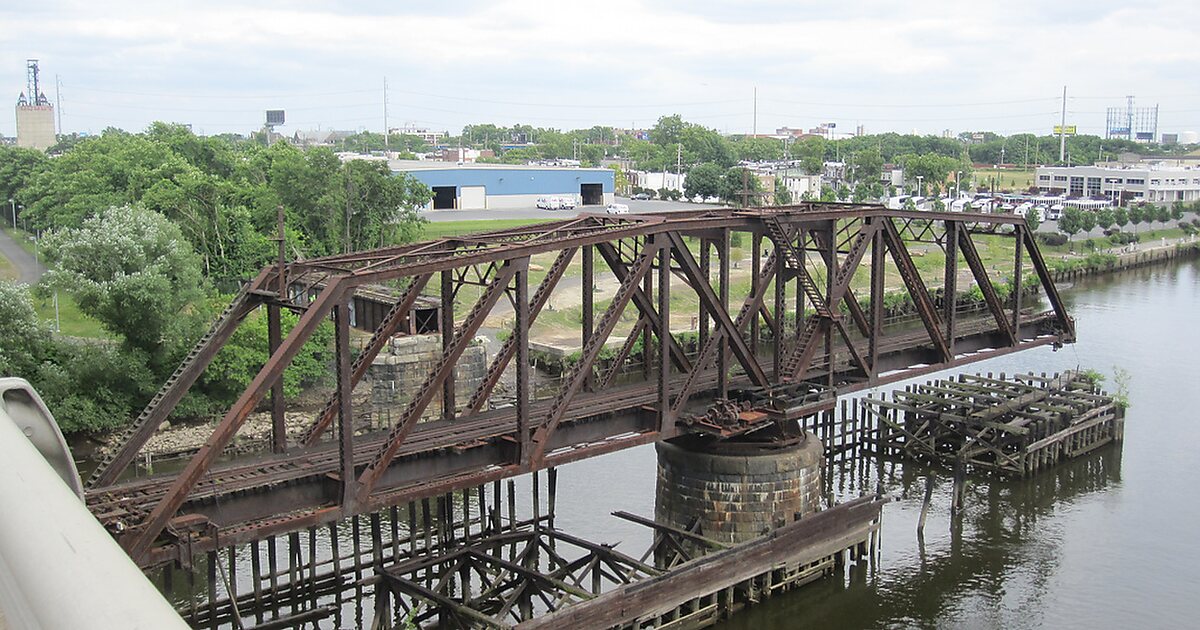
[630,192,651,201]
[557,196,577,209]
[536,196,560,210]
[605,203,630,215]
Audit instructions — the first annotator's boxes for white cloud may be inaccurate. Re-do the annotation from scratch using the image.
[1,0,1198,136]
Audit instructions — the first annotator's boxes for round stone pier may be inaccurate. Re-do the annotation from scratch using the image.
[654,433,824,546]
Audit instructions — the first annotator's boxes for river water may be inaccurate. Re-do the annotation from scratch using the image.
[546,258,1200,629]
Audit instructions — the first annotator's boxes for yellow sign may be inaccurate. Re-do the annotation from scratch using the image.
[1054,125,1077,135]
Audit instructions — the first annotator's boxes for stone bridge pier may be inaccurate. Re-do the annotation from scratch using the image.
[654,432,824,556]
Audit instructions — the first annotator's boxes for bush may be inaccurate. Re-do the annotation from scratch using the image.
[1037,232,1068,246]
[1106,232,1139,245]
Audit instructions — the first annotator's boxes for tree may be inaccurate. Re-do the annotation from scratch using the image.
[719,167,762,206]
[1112,207,1129,232]
[1095,207,1116,232]
[819,185,836,203]
[0,146,48,219]
[797,137,826,175]
[849,149,884,186]
[40,205,208,367]
[684,163,724,201]
[1126,205,1145,232]
[1024,209,1041,232]
[0,280,154,434]
[1058,207,1084,240]
[774,178,793,206]
[1077,209,1097,236]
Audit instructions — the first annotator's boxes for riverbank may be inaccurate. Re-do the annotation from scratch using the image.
[1048,237,1200,283]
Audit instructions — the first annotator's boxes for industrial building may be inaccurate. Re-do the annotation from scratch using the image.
[1035,163,1200,205]
[14,60,55,151]
[391,161,615,210]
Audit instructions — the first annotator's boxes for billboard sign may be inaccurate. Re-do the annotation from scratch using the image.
[1053,125,1077,135]
[266,110,286,126]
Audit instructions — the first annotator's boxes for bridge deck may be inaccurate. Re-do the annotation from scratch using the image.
[87,309,1061,565]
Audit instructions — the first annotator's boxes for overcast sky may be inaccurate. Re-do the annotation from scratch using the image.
[3,0,1199,139]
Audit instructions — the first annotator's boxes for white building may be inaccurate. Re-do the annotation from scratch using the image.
[389,125,446,145]
[1035,164,1200,205]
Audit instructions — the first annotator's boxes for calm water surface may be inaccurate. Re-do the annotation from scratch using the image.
[550,259,1200,629]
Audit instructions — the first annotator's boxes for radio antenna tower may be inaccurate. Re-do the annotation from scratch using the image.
[26,60,49,106]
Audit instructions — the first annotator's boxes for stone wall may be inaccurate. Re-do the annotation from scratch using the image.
[367,334,488,427]
[655,434,824,549]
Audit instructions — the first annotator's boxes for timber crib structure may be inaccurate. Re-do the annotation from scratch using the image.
[77,202,1076,626]
[861,370,1124,476]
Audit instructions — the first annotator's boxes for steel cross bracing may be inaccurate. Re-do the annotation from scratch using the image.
[82,204,1076,566]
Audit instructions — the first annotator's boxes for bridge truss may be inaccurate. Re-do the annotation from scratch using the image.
[82,204,1074,567]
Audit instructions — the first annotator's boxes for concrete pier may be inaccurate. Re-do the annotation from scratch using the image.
[655,433,824,547]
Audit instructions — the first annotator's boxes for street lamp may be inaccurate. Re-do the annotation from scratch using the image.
[8,198,14,229]
[916,175,924,199]
[956,171,963,199]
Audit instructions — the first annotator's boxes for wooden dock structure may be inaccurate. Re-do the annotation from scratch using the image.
[861,371,1124,476]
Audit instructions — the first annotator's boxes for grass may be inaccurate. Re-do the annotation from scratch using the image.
[30,291,112,338]
[972,168,1036,193]
[0,251,15,280]
[419,219,546,240]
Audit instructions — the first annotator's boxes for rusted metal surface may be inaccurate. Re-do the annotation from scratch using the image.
[84,204,1074,566]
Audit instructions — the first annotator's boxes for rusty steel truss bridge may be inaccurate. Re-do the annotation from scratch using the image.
[81,204,1074,568]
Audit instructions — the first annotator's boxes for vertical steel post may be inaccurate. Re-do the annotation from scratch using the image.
[944,220,958,356]
[515,261,531,465]
[334,302,356,514]
[642,254,653,380]
[869,222,885,372]
[751,232,761,355]
[582,245,594,391]
[1012,224,1024,338]
[824,222,836,385]
[698,238,710,352]
[441,270,455,420]
[717,228,730,397]
[268,304,286,453]
[773,240,786,380]
[658,235,673,438]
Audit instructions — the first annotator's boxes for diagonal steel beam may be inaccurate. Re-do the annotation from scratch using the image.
[463,248,578,415]
[87,273,267,489]
[956,228,1016,345]
[124,276,349,562]
[356,262,520,501]
[1020,225,1075,341]
[670,248,779,415]
[598,318,647,391]
[299,274,433,446]
[595,242,693,374]
[881,218,952,362]
[529,240,660,464]
[667,232,769,384]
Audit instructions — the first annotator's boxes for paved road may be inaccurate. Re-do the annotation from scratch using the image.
[422,197,708,223]
[0,229,45,284]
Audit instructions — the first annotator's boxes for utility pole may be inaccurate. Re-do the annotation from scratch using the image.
[752,86,757,137]
[383,77,389,151]
[1059,85,1067,163]
[55,74,62,137]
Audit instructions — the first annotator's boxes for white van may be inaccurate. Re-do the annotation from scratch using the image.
[537,196,561,210]
[605,203,630,215]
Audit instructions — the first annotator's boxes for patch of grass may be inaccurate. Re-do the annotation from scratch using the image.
[973,168,1036,193]
[0,251,15,281]
[31,291,112,338]
[420,219,547,240]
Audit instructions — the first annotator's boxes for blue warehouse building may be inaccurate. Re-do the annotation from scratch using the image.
[390,161,615,210]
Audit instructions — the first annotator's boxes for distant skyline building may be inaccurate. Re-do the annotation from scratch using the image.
[15,59,55,150]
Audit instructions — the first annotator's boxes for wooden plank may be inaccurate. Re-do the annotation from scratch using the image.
[517,496,883,629]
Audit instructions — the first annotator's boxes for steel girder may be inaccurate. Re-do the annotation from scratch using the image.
[93,204,1074,565]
